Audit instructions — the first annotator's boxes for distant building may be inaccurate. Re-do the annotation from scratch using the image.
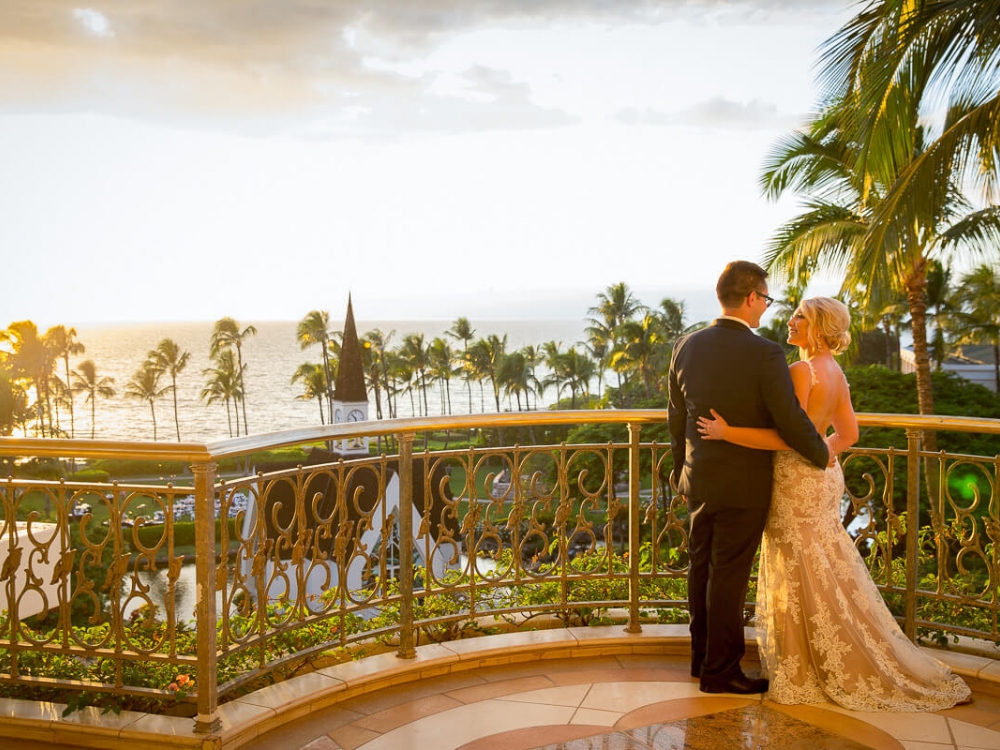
[901,345,998,392]
[240,297,460,610]
[330,294,371,455]
[0,522,60,620]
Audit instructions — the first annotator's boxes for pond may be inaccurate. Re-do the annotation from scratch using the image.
[120,553,496,624]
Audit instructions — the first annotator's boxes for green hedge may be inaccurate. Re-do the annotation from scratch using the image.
[69,468,110,483]
[16,458,65,480]
[130,518,239,550]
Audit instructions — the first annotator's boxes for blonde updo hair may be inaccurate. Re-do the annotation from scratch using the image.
[798,297,851,355]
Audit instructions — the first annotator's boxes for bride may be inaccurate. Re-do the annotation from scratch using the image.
[697,296,970,711]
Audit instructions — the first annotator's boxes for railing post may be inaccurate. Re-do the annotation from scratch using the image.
[903,428,921,641]
[625,423,642,634]
[397,433,416,659]
[192,459,220,733]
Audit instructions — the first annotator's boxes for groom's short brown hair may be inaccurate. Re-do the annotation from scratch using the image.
[717,260,768,308]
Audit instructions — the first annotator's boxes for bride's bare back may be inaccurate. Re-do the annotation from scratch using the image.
[789,355,857,457]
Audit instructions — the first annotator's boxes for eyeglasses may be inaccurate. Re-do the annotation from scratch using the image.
[749,290,775,308]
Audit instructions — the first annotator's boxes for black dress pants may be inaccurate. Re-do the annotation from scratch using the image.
[687,498,769,681]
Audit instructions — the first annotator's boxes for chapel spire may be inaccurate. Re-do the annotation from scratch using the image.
[334,294,366,403]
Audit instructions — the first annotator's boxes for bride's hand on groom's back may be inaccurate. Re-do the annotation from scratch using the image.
[825,435,839,466]
[697,409,728,440]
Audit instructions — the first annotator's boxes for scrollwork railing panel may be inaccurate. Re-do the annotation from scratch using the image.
[1,411,998,725]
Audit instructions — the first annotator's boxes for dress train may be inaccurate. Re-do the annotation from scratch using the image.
[756,451,971,711]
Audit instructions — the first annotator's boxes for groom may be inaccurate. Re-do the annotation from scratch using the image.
[667,260,829,694]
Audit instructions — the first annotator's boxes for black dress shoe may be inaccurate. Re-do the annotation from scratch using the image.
[699,673,769,694]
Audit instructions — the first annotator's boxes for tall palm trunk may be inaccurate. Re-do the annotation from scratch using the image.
[236,342,248,435]
[63,356,75,438]
[905,267,938,453]
[171,374,181,441]
[993,342,1000,393]
[148,398,158,441]
[904,265,943,516]
[43,379,54,437]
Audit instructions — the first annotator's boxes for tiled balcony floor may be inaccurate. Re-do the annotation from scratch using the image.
[4,629,1000,750]
[236,650,1000,750]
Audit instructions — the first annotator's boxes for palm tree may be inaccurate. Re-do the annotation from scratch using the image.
[446,317,476,412]
[564,347,597,408]
[296,310,335,418]
[210,317,257,435]
[949,264,1000,392]
[457,346,485,413]
[760,104,1000,432]
[657,297,704,340]
[582,323,611,401]
[1,369,17,437]
[0,352,30,438]
[70,360,116,439]
[587,283,645,404]
[362,328,394,419]
[389,354,417,417]
[819,1,1000,271]
[44,325,85,438]
[499,351,529,411]
[0,368,31,437]
[201,350,241,438]
[519,344,545,411]
[924,260,955,369]
[125,359,169,441]
[49,373,77,438]
[610,313,668,401]
[3,321,61,437]
[427,337,455,415]
[542,345,596,409]
[474,334,507,412]
[291,362,328,424]
[400,333,431,416]
[151,338,191,441]
[542,340,568,407]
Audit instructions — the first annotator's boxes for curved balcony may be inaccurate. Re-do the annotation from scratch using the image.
[1,411,999,748]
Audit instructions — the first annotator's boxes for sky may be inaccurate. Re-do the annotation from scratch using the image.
[0,0,857,328]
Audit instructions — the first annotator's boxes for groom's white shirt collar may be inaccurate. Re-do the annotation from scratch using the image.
[717,315,751,329]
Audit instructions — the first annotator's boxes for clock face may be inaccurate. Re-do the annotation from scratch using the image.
[347,409,365,423]
[334,409,342,423]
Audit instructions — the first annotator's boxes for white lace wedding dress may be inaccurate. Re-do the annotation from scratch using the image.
[756,449,972,711]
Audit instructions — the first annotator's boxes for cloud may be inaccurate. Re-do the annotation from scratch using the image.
[298,65,576,140]
[0,0,843,135]
[72,8,114,38]
[616,96,800,130]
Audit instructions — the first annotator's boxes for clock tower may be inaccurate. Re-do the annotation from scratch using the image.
[331,294,370,456]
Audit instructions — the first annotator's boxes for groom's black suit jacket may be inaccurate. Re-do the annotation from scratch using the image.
[668,318,828,507]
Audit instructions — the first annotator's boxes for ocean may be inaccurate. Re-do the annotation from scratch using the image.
[69,319,590,443]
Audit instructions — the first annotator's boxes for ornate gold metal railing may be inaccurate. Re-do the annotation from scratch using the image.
[1,411,998,733]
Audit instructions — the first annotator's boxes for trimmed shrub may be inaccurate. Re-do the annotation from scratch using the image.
[131,518,238,551]
[69,468,110,483]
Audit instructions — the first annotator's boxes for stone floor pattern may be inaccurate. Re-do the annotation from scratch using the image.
[233,652,1000,750]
